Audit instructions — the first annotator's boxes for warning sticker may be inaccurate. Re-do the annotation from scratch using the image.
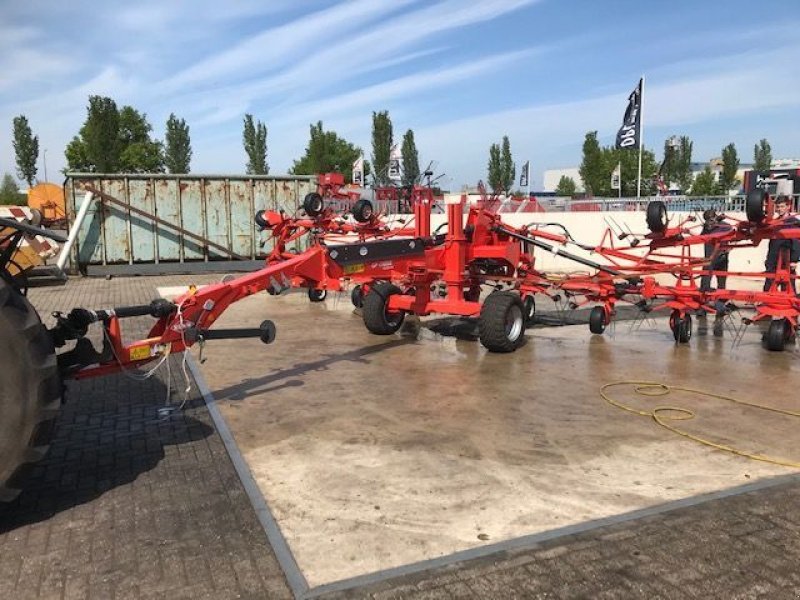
[129,345,152,361]
[343,263,365,274]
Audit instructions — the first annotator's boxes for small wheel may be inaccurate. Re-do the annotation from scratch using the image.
[303,192,324,217]
[254,209,268,229]
[646,201,668,233]
[668,309,679,333]
[673,314,692,343]
[479,291,525,352]
[523,295,536,328]
[352,199,374,223]
[362,282,405,334]
[308,288,327,302]
[351,285,363,308]
[765,318,790,351]
[589,305,607,334]
[746,189,766,223]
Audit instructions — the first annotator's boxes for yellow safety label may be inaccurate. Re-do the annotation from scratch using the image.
[343,263,365,274]
[129,345,152,361]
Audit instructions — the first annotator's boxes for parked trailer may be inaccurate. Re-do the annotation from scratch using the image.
[64,173,317,275]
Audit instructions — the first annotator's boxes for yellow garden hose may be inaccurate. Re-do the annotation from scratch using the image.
[600,381,800,468]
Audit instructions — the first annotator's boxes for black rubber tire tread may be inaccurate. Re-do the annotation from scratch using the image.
[308,288,327,302]
[523,295,536,328]
[303,192,324,217]
[362,282,405,335]
[352,199,374,223]
[765,319,787,352]
[589,305,606,334]
[646,201,668,233]
[351,285,363,308]
[674,314,692,344]
[746,189,766,223]
[0,278,62,501]
[479,291,525,353]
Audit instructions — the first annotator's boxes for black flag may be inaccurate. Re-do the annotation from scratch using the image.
[615,78,642,149]
[519,161,529,187]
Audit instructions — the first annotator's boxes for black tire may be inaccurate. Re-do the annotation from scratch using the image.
[589,305,607,334]
[351,285,363,308]
[765,318,790,352]
[308,288,327,302]
[254,209,268,229]
[646,201,668,233]
[523,295,536,328]
[673,314,692,343]
[352,199,374,223]
[746,189,766,223]
[0,278,62,501]
[303,192,324,217]
[362,282,405,335]
[479,291,525,352]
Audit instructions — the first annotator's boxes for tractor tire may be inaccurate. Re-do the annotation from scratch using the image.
[351,285,363,308]
[746,189,766,223]
[673,313,692,344]
[479,291,525,352]
[352,199,374,223]
[646,200,668,233]
[362,282,405,335]
[765,318,791,352]
[303,192,324,217]
[589,305,607,334]
[308,288,327,302]
[0,278,62,501]
[523,295,536,328]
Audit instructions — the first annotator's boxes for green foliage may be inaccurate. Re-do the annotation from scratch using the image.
[243,114,268,175]
[555,175,577,196]
[674,136,693,193]
[719,143,739,193]
[0,173,25,205]
[400,129,419,186]
[690,166,717,196]
[500,136,515,193]
[290,121,364,184]
[65,96,164,173]
[12,115,38,186]
[371,111,393,185]
[602,147,658,197]
[753,138,772,174]
[165,113,192,174]
[487,143,502,192]
[579,131,605,195]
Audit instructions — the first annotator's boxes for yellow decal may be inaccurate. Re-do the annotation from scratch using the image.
[343,263,365,274]
[129,345,152,361]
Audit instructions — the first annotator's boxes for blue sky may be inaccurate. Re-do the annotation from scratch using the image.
[1,0,799,189]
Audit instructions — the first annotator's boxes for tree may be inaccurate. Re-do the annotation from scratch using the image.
[64,96,164,173]
[0,173,25,205]
[690,166,717,196]
[290,121,364,184]
[579,131,605,196]
[165,113,192,174]
[753,138,772,174]
[12,115,38,186]
[487,143,502,192]
[400,129,419,187]
[555,175,576,197]
[65,96,120,172]
[719,143,739,194]
[117,106,164,173]
[602,146,658,197]
[243,114,268,175]
[674,135,694,193]
[371,111,393,185]
[500,135,515,193]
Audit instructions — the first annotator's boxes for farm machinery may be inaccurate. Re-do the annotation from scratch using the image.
[2,173,798,499]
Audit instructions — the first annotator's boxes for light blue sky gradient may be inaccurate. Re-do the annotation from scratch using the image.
[1,0,798,189]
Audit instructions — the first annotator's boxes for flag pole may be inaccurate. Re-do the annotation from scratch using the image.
[618,161,622,199]
[636,76,645,199]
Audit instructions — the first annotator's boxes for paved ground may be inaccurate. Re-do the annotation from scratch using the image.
[1,275,799,599]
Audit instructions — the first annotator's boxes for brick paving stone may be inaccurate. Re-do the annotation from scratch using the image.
[1,275,800,600]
